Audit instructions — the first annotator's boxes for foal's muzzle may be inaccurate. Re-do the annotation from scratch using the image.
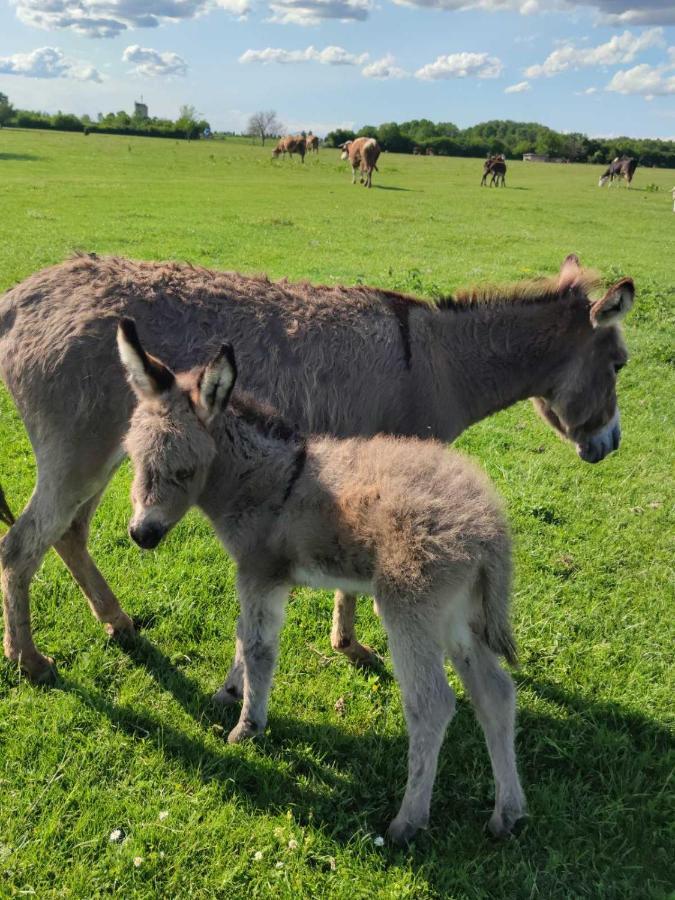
[576,411,621,464]
[129,520,168,550]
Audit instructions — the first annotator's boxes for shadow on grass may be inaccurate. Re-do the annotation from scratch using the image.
[374,185,419,192]
[45,632,674,895]
[0,152,42,162]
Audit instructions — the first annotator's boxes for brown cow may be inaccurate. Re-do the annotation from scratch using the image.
[306,133,319,154]
[272,135,306,163]
[340,137,381,188]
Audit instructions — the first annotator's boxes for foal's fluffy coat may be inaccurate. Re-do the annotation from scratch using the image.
[119,319,526,843]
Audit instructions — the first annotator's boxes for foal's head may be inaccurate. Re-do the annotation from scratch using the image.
[117,319,237,549]
[533,254,634,464]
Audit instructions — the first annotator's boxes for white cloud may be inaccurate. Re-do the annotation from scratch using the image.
[123,45,188,77]
[393,0,540,12]
[266,0,372,25]
[361,54,408,79]
[239,45,368,65]
[0,46,102,81]
[606,63,675,97]
[525,28,664,78]
[415,52,503,80]
[12,0,249,39]
[504,80,531,93]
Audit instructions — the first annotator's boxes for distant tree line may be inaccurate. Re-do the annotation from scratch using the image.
[324,119,675,168]
[0,95,210,140]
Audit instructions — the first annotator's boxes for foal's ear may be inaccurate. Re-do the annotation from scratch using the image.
[590,278,635,328]
[117,318,175,398]
[198,343,237,420]
[558,253,582,292]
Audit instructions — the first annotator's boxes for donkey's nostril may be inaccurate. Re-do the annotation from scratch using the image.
[129,522,166,549]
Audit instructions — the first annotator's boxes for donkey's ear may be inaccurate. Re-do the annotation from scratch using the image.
[198,343,237,419]
[590,278,635,328]
[117,318,175,398]
[558,254,581,292]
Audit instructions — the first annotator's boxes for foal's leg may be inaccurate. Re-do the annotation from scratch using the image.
[448,635,526,837]
[54,488,134,639]
[226,574,289,743]
[330,590,378,666]
[378,601,456,845]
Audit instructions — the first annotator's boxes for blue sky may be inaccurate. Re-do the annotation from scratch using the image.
[1,0,674,137]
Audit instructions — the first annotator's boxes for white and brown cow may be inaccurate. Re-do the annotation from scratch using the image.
[340,137,381,188]
[272,135,306,163]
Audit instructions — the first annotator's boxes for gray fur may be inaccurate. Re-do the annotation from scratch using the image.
[119,329,526,842]
[0,253,632,679]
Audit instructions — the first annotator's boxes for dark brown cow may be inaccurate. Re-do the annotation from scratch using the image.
[598,157,638,187]
[272,135,306,163]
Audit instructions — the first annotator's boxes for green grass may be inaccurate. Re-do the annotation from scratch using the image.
[0,128,673,899]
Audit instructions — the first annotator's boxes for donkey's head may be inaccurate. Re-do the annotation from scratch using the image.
[117,319,237,549]
[532,255,634,464]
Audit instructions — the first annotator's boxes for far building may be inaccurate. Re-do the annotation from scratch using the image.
[134,101,149,120]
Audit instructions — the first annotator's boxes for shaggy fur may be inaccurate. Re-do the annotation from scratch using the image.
[119,322,525,843]
[0,253,633,680]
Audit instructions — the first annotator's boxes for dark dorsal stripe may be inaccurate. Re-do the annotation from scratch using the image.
[282,443,307,503]
[384,294,413,369]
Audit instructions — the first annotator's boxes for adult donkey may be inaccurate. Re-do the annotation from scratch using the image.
[0,253,633,681]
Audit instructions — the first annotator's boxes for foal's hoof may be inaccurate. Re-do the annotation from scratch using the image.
[227,719,261,744]
[212,683,243,706]
[386,817,422,847]
[105,612,136,642]
[19,652,58,685]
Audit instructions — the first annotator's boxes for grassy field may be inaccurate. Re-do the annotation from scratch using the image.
[0,128,673,899]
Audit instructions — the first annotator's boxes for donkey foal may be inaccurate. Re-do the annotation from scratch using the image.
[118,319,526,843]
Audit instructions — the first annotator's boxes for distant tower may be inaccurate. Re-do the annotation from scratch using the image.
[134,99,149,120]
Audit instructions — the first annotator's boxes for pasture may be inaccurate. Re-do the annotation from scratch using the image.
[0,128,673,898]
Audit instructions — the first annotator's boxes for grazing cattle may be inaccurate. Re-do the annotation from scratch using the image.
[272,135,306,163]
[306,133,319,154]
[119,321,527,844]
[340,137,381,188]
[481,155,507,187]
[0,253,633,681]
[426,147,435,156]
[598,156,638,187]
[413,146,422,156]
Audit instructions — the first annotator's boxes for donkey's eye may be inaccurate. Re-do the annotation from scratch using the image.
[175,467,196,482]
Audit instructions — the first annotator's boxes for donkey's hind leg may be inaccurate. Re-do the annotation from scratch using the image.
[378,600,456,845]
[54,488,134,640]
[331,590,379,667]
[1,477,83,681]
[448,633,526,838]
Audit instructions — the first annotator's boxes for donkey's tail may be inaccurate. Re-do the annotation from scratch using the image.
[0,483,15,528]
[479,541,518,666]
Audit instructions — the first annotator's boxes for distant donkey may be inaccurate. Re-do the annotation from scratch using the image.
[481,155,507,187]
[0,253,633,681]
[117,319,527,844]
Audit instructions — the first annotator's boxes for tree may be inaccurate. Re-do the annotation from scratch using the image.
[247,110,283,146]
[0,92,14,128]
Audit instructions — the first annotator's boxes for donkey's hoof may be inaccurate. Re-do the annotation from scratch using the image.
[105,612,136,642]
[386,817,421,846]
[212,683,243,706]
[20,652,58,684]
[336,640,381,669]
[227,719,261,744]
[488,807,528,840]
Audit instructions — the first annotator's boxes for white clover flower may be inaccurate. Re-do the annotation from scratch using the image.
[133,857,143,868]
[275,861,284,869]
[253,851,264,861]
[109,829,124,843]
[373,835,385,847]
[288,839,298,850]
[158,810,169,821]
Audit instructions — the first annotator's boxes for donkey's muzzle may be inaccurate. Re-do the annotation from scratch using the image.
[576,412,621,464]
[129,521,167,549]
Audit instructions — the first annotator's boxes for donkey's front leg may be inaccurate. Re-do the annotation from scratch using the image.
[226,575,289,744]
